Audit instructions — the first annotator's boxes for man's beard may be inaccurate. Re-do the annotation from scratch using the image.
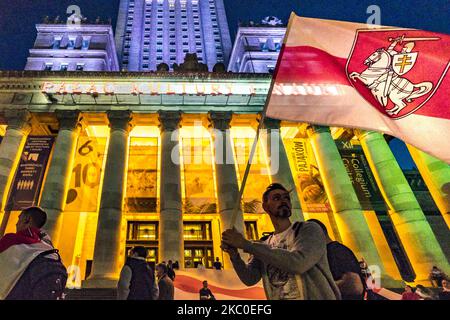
[276,206,292,218]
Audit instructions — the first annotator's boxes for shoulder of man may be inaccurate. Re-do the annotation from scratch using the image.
[329,242,358,260]
[291,220,321,238]
[0,233,20,253]
[291,221,304,238]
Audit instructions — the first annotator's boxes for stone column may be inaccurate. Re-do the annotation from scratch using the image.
[158,111,184,266]
[85,110,132,287]
[208,112,245,269]
[407,145,450,228]
[306,126,386,273]
[261,118,303,222]
[39,110,83,245]
[0,109,31,236]
[356,130,449,280]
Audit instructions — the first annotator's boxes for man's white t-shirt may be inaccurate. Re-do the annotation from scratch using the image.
[265,227,303,300]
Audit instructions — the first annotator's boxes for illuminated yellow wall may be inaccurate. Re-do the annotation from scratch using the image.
[4,118,437,283]
[4,211,20,234]
[58,126,109,283]
[231,126,272,214]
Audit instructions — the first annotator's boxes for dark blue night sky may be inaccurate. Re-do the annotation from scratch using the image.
[1,0,448,71]
[0,0,448,168]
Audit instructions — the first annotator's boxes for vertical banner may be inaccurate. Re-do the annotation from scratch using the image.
[125,137,158,212]
[336,139,386,211]
[6,136,54,210]
[65,136,107,212]
[285,138,331,213]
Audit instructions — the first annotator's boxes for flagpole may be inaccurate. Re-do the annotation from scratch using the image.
[227,12,298,229]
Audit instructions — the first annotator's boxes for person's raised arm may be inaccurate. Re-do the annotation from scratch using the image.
[223,223,326,275]
[222,245,263,286]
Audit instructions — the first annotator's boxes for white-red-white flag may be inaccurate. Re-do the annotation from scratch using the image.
[266,13,450,163]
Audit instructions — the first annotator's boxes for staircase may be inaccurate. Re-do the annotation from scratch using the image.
[64,288,117,300]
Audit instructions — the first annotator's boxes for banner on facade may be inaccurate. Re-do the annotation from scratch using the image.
[125,138,158,213]
[234,138,271,214]
[183,138,217,214]
[65,136,107,212]
[6,136,54,211]
[336,139,387,211]
[285,138,331,213]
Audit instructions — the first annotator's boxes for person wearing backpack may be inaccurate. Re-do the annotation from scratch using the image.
[221,183,341,300]
[117,246,159,300]
[308,219,365,300]
[0,207,67,300]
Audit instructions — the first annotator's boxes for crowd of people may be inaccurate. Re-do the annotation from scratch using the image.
[117,248,220,300]
[0,182,448,300]
[401,267,449,300]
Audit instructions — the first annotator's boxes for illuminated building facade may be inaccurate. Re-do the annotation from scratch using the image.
[115,0,232,71]
[0,6,448,294]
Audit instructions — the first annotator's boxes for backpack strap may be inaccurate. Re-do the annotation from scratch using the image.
[292,221,304,238]
[36,249,61,262]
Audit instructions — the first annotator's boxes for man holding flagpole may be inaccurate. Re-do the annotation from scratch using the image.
[221,183,341,300]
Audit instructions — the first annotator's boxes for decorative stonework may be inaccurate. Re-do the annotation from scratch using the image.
[335,128,355,141]
[55,109,83,131]
[208,111,233,131]
[4,109,32,132]
[354,129,371,140]
[306,125,331,136]
[158,111,182,132]
[262,117,281,130]
[173,53,208,73]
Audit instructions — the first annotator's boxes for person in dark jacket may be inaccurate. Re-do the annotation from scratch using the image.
[117,246,159,300]
[213,258,223,270]
[0,207,66,300]
[156,263,174,300]
[401,285,420,300]
[199,280,215,300]
[439,279,450,300]
[167,260,176,281]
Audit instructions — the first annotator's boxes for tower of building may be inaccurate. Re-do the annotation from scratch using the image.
[24,16,119,72]
[115,0,232,72]
[228,16,285,73]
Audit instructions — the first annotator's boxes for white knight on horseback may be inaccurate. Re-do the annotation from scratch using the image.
[349,35,434,116]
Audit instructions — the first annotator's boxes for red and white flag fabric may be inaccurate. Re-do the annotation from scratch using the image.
[0,227,55,299]
[266,13,450,163]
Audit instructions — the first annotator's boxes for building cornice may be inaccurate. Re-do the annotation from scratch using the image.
[0,71,272,115]
[0,70,272,81]
[36,24,114,33]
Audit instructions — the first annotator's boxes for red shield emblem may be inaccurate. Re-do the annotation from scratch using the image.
[346,29,450,120]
